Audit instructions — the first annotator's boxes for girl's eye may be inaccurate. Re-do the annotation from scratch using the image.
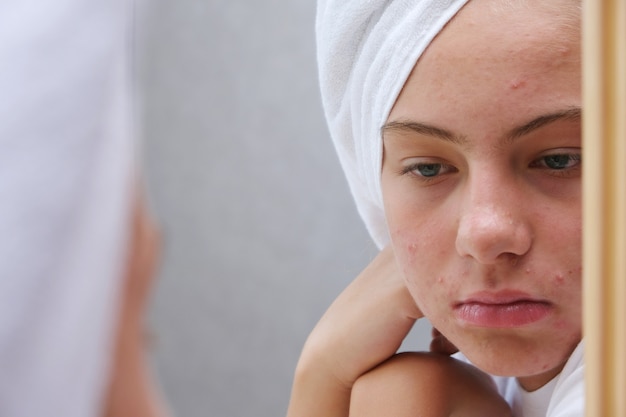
[543,154,577,169]
[415,163,442,177]
[531,153,581,170]
[401,161,457,179]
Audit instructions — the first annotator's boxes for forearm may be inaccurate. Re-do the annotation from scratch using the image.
[350,353,512,417]
[287,358,351,417]
[287,248,423,417]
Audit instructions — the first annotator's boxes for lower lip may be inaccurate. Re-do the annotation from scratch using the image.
[454,301,552,328]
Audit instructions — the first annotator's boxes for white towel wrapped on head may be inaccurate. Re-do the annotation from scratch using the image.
[316,0,470,248]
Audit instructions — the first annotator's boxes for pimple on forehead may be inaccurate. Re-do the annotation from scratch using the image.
[557,44,573,57]
[509,78,527,90]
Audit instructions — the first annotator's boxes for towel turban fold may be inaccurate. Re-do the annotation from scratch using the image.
[316,0,470,248]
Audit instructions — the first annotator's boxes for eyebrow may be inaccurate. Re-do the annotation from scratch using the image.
[381,107,582,144]
[507,107,581,141]
[381,120,467,145]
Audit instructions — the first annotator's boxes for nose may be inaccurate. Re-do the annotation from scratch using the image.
[455,177,532,264]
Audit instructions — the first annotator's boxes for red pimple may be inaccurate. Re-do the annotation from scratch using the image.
[554,273,565,285]
[407,242,418,255]
[510,78,526,90]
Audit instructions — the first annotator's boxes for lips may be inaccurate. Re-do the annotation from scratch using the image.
[454,291,552,328]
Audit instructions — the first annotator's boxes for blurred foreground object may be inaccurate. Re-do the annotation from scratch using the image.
[104,192,170,417]
[0,1,163,416]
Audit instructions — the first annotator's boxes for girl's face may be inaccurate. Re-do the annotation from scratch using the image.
[381,0,581,390]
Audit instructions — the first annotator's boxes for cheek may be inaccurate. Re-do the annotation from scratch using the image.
[551,267,580,287]
[390,226,443,278]
[384,183,460,296]
[541,209,582,293]
[530,208,582,329]
[547,264,582,313]
[385,193,453,261]
[390,227,460,314]
[549,268,583,351]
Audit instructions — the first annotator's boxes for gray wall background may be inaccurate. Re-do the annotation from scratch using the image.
[139,1,430,416]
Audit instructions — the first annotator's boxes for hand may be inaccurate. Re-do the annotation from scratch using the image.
[287,247,422,417]
[102,188,169,417]
[304,246,422,385]
[430,327,459,356]
[120,189,160,329]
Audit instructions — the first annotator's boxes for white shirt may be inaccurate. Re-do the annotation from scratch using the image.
[0,1,135,416]
[457,341,585,417]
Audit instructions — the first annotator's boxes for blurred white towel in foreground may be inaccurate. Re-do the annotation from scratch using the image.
[0,1,135,416]
[316,0,469,248]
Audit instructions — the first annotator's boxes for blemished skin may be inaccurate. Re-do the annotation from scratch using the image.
[382,0,582,391]
[287,0,582,416]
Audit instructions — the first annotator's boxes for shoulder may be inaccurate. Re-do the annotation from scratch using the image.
[350,352,512,417]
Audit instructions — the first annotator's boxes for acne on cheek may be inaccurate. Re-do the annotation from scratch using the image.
[398,241,447,285]
[390,230,422,261]
[552,264,582,285]
[406,242,419,256]
[554,273,565,285]
[396,228,445,259]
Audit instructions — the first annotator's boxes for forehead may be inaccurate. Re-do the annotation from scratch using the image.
[428,0,580,67]
[389,0,581,131]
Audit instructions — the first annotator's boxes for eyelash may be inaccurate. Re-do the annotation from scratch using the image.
[399,151,582,181]
[400,161,458,182]
[529,152,581,175]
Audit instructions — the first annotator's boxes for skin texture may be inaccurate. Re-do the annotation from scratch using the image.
[288,0,582,416]
[350,353,512,417]
[288,248,423,417]
[288,249,513,417]
[382,0,582,391]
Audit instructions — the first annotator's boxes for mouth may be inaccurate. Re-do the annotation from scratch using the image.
[454,291,552,328]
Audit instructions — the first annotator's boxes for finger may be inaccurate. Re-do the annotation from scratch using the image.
[429,328,459,355]
[121,186,162,327]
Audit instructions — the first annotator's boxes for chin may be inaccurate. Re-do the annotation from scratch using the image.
[453,332,578,381]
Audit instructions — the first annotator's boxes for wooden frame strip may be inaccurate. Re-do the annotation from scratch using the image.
[582,0,626,416]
